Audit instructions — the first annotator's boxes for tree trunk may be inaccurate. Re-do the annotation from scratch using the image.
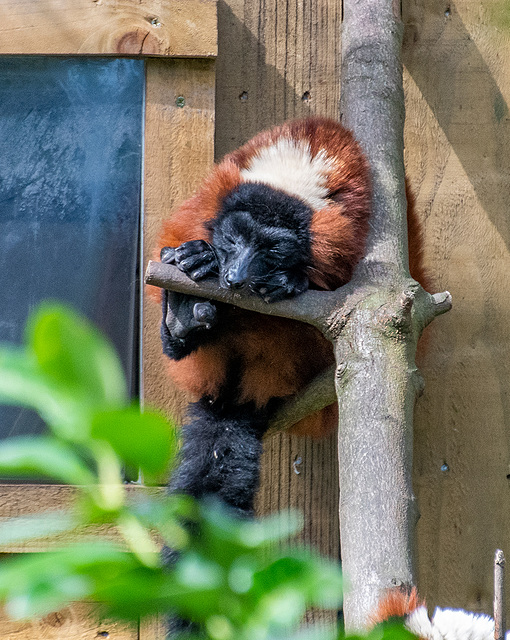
[335,0,449,627]
[337,0,416,628]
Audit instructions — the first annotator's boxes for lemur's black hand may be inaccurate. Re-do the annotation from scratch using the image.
[255,271,309,303]
[163,240,218,281]
[160,246,219,360]
[161,244,218,332]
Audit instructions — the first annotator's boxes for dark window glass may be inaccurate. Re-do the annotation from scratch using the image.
[0,57,144,440]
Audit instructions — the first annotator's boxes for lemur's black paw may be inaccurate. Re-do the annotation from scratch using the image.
[174,240,218,281]
[254,272,309,302]
[164,291,218,343]
[160,246,176,264]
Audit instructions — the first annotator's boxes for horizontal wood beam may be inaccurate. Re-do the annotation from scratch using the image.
[0,0,217,57]
[0,484,164,553]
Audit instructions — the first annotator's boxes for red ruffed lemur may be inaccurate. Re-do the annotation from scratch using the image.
[151,116,422,517]
[374,588,500,640]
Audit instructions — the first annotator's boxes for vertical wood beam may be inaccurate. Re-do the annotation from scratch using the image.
[142,58,215,420]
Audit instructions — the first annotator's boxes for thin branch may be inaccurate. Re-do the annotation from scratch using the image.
[494,549,506,640]
[265,365,337,437]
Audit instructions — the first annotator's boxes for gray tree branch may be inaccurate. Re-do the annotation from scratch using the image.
[145,260,450,445]
[145,260,342,332]
[336,0,437,627]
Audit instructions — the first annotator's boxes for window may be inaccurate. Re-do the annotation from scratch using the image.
[0,57,144,439]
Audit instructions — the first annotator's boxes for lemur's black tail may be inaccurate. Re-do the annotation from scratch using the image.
[169,397,269,516]
[165,398,269,637]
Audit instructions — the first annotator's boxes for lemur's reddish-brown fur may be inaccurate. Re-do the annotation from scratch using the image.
[373,587,424,624]
[151,117,425,438]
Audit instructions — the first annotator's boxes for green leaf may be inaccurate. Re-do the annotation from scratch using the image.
[304,558,343,608]
[251,552,342,614]
[236,511,303,547]
[128,494,191,549]
[259,587,306,627]
[0,543,141,619]
[175,552,224,590]
[90,406,176,482]
[189,500,303,571]
[228,557,257,594]
[253,557,309,594]
[363,621,418,640]
[0,304,129,440]
[27,304,127,409]
[93,568,170,619]
[0,437,96,485]
[0,346,84,437]
[5,572,93,620]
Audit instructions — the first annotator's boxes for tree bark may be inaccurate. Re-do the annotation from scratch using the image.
[145,0,452,623]
[336,0,418,628]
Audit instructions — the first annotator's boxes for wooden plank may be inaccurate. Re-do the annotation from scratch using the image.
[142,58,215,422]
[214,0,341,158]
[0,0,217,57]
[139,616,166,640]
[0,484,164,553]
[0,603,137,640]
[0,485,163,637]
[403,0,510,618]
[0,484,77,520]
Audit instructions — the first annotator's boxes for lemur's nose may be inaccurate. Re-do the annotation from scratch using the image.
[225,270,246,289]
[224,247,252,289]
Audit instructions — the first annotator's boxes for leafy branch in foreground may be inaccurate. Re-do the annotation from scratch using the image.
[0,304,344,639]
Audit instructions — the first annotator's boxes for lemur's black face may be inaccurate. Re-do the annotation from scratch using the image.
[212,209,309,302]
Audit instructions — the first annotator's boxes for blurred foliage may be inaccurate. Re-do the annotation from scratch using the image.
[0,304,414,640]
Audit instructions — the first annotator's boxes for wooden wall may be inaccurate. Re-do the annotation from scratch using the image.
[403,0,510,615]
[215,0,510,620]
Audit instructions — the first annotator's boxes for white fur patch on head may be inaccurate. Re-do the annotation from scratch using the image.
[406,606,498,640]
[240,138,333,210]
